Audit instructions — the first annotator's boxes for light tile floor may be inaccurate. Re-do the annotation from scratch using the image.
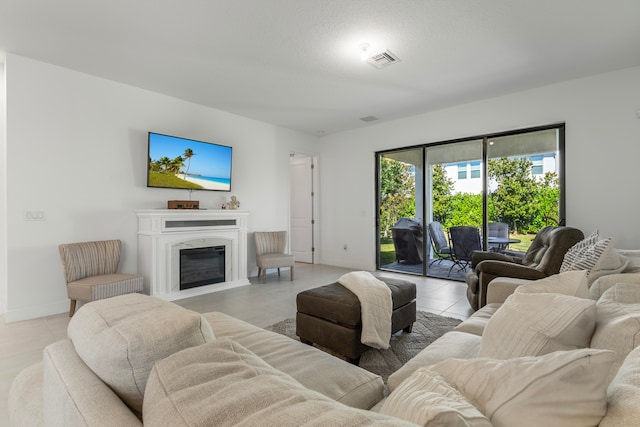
[0,263,473,424]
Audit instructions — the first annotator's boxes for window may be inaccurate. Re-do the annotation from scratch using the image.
[531,155,543,175]
[470,161,481,179]
[457,163,467,179]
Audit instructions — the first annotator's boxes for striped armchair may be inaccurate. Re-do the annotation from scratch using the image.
[254,231,295,283]
[58,239,144,316]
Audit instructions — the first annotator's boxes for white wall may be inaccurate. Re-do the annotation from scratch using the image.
[318,66,640,271]
[0,64,6,314]
[4,55,639,321]
[3,54,317,322]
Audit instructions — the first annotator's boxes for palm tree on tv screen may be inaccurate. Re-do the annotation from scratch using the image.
[170,156,185,175]
[183,148,195,177]
[158,157,171,172]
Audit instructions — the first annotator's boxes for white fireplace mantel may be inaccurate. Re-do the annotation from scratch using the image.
[136,209,250,300]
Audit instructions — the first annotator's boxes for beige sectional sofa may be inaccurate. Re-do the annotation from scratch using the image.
[9,293,411,426]
[9,267,640,426]
[387,270,640,427]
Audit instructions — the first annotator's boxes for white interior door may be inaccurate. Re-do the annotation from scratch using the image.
[290,154,314,263]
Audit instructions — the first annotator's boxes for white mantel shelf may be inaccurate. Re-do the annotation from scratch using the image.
[136,209,250,301]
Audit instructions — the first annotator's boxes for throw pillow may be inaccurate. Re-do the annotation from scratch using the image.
[479,292,596,359]
[380,368,492,426]
[514,270,589,298]
[590,282,640,383]
[560,230,627,279]
[67,293,215,418]
[143,338,414,426]
[598,345,640,427]
[589,272,640,300]
[432,349,615,427]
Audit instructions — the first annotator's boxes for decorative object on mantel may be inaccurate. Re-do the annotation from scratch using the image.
[227,195,240,210]
[167,200,200,209]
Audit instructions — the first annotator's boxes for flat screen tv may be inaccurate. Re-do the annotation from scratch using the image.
[147,132,232,192]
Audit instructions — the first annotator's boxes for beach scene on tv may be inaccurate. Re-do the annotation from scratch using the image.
[148,133,232,191]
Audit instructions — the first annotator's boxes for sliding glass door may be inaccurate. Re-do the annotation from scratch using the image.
[422,140,483,280]
[376,124,564,281]
[376,148,425,275]
[485,127,564,256]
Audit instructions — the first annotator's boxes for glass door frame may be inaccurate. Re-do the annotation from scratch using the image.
[376,122,566,276]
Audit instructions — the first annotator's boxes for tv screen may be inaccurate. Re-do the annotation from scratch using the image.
[147,132,232,192]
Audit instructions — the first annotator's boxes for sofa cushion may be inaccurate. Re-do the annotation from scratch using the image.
[590,282,640,383]
[380,367,492,426]
[453,303,501,336]
[143,338,413,426]
[560,230,627,280]
[67,293,215,418]
[589,272,640,300]
[42,340,143,427]
[387,331,481,392]
[514,270,589,298]
[203,311,384,409]
[618,249,640,273]
[599,345,640,427]
[479,292,596,359]
[8,363,45,427]
[432,349,615,427]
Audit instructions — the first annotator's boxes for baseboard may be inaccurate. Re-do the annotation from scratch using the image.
[3,299,69,323]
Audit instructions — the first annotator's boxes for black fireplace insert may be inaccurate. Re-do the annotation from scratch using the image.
[179,246,225,290]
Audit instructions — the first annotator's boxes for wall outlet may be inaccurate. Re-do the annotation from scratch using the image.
[25,211,46,221]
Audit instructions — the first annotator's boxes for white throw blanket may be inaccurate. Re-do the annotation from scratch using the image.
[337,271,393,350]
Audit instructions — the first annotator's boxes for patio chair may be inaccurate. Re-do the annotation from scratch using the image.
[448,226,482,275]
[427,221,453,266]
[488,222,509,252]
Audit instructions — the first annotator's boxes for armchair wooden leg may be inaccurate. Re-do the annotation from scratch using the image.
[69,299,77,317]
[290,266,294,281]
[262,269,267,284]
[257,267,262,280]
[277,268,281,276]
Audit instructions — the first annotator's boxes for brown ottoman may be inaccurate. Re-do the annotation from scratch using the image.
[296,275,416,365]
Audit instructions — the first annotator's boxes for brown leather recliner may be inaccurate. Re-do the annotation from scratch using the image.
[465,226,584,310]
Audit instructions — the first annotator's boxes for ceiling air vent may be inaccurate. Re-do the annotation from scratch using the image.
[366,50,401,69]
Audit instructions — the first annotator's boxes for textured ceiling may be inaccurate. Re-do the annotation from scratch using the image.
[1,0,640,136]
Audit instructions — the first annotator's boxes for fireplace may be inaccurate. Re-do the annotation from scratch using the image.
[180,246,225,290]
[137,209,249,300]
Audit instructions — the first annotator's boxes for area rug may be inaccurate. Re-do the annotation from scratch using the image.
[264,311,462,383]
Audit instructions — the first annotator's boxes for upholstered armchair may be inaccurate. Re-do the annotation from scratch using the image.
[254,231,295,283]
[59,239,144,316]
[465,226,584,310]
